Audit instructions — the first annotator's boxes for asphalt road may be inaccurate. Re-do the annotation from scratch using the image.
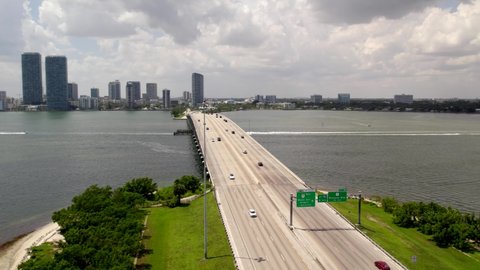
[190,112,405,270]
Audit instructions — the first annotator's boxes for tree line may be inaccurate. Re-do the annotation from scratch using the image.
[19,176,202,270]
[382,197,480,251]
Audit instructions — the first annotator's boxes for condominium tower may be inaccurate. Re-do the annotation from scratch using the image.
[192,72,204,106]
[21,52,43,105]
[162,89,171,109]
[46,56,69,110]
[108,80,121,100]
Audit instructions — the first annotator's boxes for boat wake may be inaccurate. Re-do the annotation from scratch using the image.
[248,131,480,136]
[0,132,27,135]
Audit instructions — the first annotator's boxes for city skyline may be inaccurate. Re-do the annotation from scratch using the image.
[1,1,480,99]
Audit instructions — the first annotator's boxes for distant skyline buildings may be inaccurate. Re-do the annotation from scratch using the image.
[90,88,99,98]
[146,83,158,100]
[21,52,43,105]
[162,89,171,109]
[126,81,136,109]
[108,80,121,100]
[67,82,78,101]
[46,56,69,111]
[338,93,350,105]
[192,73,204,106]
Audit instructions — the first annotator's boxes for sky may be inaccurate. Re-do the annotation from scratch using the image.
[0,0,479,99]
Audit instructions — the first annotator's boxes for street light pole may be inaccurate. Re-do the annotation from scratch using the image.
[357,190,362,227]
[203,104,208,259]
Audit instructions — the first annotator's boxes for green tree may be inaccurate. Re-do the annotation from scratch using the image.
[121,177,157,200]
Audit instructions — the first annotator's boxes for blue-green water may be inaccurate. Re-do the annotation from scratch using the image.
[0,111,198,245]
[1,110,479,246]
[225,110,480,213]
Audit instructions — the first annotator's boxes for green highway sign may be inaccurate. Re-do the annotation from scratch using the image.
[327,191,347,202]
[296,190,316,207]
[317,194,328,202]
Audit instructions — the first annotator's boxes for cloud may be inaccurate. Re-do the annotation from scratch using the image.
[2,0,480,99]
[310,0,442,24]
[0,1,24,60]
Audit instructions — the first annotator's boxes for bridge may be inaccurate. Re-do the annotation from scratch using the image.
[189,111,404,270]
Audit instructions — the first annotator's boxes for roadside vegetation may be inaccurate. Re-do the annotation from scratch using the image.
[330,198,480,270]
[18,176,232,270]
[137,192,235,270]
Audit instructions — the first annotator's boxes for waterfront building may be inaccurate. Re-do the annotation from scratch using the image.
[46,56,69,111]
[0,91,6,111]
[126,81,136,109]
[192,72,204,106]
[162,89,171,109]
[338,93,350,105]
[90,97,99,110]
[254,95,264,103]
[146,83,158,100]
[127,81,141,101]
[311,95,322,105]
[265,95,277,104]
[183,91,191,102]
[91,88,99,98]
[21,52,43,105]
[79,95,91,110]
[394,94,413,104]
[108,80,121,100]
[67,83,78,101]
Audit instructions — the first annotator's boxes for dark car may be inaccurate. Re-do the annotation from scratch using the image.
[257,162,263,166]
[374,261,390,270]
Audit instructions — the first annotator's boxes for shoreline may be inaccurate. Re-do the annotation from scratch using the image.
[0,222,63,270]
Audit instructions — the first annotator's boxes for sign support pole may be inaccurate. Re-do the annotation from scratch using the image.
[357,191,362,227]
[290,193,294,228]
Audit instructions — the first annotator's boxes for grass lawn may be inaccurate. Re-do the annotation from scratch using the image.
[137,192,235,270]
[330,200,480,270]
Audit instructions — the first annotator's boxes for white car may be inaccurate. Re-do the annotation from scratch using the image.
[249,209,257,217]
[229,173,235,180]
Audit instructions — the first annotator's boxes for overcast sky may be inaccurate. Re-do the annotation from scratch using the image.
[1,0,479,99]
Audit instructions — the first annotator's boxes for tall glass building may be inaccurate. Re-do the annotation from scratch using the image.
[192,72,204,107]
[46,56,69,110]
[108,80,121,100]
[21,52,43,105]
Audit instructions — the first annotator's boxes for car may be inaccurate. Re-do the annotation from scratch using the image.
[206,127,209,130]
[241,135,244,139]
[374,261,390,270]
[249,209,257,217]
[229,173,235,180]
[225,129,228,132]
[257,161,263,166]
[243,150,247,154]
[231,130,235,134]
[211,139,215,142]
[217,137,221,141]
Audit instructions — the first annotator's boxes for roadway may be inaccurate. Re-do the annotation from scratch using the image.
[190,111,404,270]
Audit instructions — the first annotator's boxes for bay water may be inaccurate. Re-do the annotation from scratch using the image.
[1,110,479,246]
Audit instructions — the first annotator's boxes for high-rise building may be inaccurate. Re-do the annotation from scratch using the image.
[162,89,171,109]
[21,52,43,105]
[394,94,413,104]
[79,95,91,110]
[91,88,99,98]
[108,80,121,100]
[192,73,204,106]
[0,91,6,111]
[127,81,141,101]
[338,93,350,105]
[310,95,322,105]
[265,95,277,104]
[67,82,78,101]
[255,95,264,103]
[183,91,191,102]
[146,83,158,100]
[126,81,136,109]
[46,56,69,110]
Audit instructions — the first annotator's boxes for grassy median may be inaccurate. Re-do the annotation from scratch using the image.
[137,193,235,270]
[330,200,480,270]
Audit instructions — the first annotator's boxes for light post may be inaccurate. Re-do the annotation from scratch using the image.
[203,104,208,259]
[357,190,362,227]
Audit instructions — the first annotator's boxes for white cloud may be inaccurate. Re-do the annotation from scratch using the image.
[0,0,479,99]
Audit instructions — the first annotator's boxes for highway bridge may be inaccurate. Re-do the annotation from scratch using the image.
[189,111,405,270]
